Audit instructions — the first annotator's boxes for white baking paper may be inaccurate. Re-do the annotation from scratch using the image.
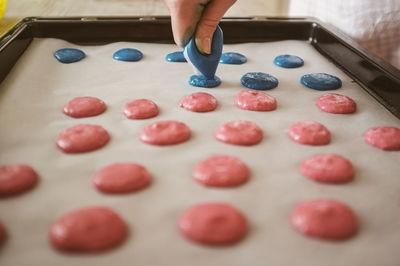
[0,39,399,266]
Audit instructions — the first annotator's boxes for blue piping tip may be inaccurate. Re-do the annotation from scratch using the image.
[184,25,223,80]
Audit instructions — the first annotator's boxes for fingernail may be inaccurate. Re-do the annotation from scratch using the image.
[195,37,211,55]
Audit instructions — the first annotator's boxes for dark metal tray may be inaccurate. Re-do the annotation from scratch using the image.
[0,16,399,118]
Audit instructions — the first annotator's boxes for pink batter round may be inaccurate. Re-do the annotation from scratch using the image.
[291,199,358,240]
[234,90,277,111]
[178,202,248,245]
[193,155,250,187]
[139,120,191,145]
[289,120,330,145]
[63,96,106,118]
[364,126,400,150]
[56,124,110,153]
[93,162,152,194]
[300,154,354,183]
[215,120,263,146]
[123,99,159,119]
[317,93,356,114]
[179,92,218,112]
[0,164,38,196]
[49,206,128,252]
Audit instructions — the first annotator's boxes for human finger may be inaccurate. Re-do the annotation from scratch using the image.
[163,0,209,47]
[195,0,236,54]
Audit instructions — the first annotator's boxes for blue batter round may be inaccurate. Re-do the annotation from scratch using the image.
[240,72,279,90]
[301,73,342,90]
[54,48,85,64]
[220,52,247,65]
[166,51,187,62]
[274,54,304,68]
[189,75,221,88]
[113,48,143,62]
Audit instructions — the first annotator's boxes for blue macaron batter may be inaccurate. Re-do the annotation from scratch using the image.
[274,54,304,68]
[240,72,279,90]
[113,48,143,62]
[300,73,342,90]
[54,48,86,63]
[189,75,221,88]
[220,52,247,65]
[166,51,187,62]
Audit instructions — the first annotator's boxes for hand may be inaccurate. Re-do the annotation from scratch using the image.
[163,0,236,54]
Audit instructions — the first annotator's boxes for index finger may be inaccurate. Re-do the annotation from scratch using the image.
[163,0,209,47]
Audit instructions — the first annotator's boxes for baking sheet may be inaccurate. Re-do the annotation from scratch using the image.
[0,38,400,266]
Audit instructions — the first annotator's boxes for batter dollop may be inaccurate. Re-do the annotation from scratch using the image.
[274,54,304,68]
[300,154,354,183]
[49,206,128,252]
[220,52,247,65]
[93,162,152,194]
[113,48,143,62]
[178,202,248,245]
[123,99,159,119]
[166,51,187,62]
[215,120,263,146]
[240,72,279,90]
[289,120,330,145]
[235,90,277,111]
[139,120,191,145]
[189,75,221,88]
[0,164,38,196]
[291,199,358,240]
[301,73,342,91]
[193,155,250,187]
[56,124,110,153]
[63,96,106,118]
[364,126,400,150]
[54,48,85,63]
[317,93,356,114]
[179,92,218,112]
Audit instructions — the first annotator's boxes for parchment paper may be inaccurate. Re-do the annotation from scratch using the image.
[0,39,399,266]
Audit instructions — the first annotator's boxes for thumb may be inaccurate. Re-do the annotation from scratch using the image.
[195,0,236,54]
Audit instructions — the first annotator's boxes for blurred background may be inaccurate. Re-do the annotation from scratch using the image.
[0,0,289,34]
[0,0,398,69]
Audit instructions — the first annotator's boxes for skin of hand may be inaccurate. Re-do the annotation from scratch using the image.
[163,0,236,54]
